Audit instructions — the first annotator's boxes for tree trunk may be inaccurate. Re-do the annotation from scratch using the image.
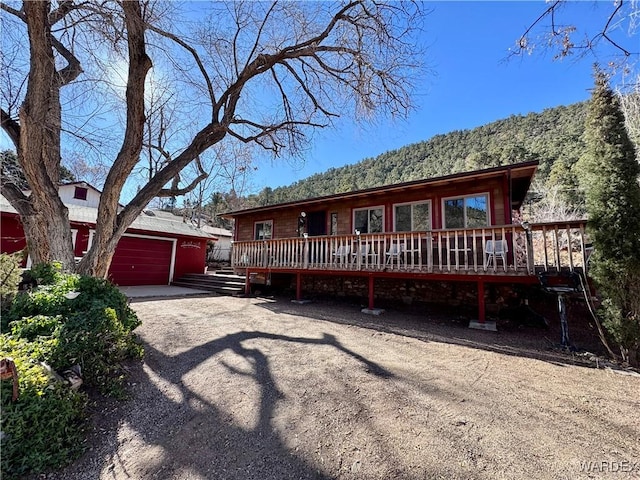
[21,199,75,269]
[75,0,151,279]
[16,1,76,272]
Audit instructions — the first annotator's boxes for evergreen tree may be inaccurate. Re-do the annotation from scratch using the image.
[577,67,640,364]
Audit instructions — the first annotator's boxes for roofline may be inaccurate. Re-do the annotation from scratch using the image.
[0,209,217,241]
[56,181,126,208]
[59,180,104,193]
[221,160,539,218]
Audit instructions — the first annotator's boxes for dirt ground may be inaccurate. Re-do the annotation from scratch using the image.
[40,294,639,480]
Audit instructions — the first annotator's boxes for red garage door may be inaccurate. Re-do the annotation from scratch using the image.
[109,235,174,286]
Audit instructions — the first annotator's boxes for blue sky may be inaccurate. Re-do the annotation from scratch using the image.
[251,1,638,191]
[1,1,636,198]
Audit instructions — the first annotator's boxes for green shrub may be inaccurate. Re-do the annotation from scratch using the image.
[0,252,23,322]
[50,306,143,397]
[7,278,143,396]
[6,274,79,326]
[74,275,141,332]
[10,314,63,341]
[1,335,88,480]
[0,264,144,477]
[29,261,65,285]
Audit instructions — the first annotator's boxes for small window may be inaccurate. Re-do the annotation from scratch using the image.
[330,212,338,236]
[74,186,88,200]
[353,206,384,234]
[394,201,431,232]
[443,194,489,229]
[254,220,273,240]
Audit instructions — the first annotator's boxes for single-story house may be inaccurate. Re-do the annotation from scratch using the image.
[222,161,589,328]
[1,182,215,286]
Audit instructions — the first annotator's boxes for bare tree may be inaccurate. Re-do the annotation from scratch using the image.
[617,74,640,150]
[179,142,255,227]
[0,0,425,277]
[512,1,639,67]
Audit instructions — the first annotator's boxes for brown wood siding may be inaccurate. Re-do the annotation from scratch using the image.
[234,176,507,241]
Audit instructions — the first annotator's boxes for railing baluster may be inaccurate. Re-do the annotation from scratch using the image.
[566,224,574,271]
[542,226,549,271]
[553,226,561,270]
[579,224,588,274]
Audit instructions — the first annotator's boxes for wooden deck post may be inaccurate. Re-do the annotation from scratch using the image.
[296,272,302,301]
[468,278,495,330]
[368,275,375,310]
[245,269,251,296]
[477,279,485,323]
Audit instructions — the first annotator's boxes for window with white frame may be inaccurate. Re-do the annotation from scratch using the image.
[394,201,431,232]
[254,220,273,240]
[443,194,489,229]
[353,206,384,234]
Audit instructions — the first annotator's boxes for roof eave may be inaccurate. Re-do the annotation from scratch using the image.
[221,160,539,218]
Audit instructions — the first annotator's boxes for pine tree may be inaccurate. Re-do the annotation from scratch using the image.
[577,66,640,364]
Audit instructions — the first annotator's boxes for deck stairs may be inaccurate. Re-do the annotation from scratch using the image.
[172,271,245,296]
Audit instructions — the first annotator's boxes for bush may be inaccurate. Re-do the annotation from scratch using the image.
[50,306,143,397]
[0,252,23,321]
[29,261,66,286]
[10,314,64,341]
[1,264,144,478]
[1,336,88,480]
[5,270,143,396]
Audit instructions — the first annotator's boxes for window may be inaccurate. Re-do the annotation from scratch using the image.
[74,186,88,200]
[394,201,431,232]
[254,220,273,240]
[443,194,489,228]
[353,206,384,234]
[330,212,338,236]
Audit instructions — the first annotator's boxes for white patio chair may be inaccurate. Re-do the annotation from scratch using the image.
[333,245,351,264]
[353,243,370,259]
[385,243,405,265]
[353,243,377,265]
[484,239,508,269]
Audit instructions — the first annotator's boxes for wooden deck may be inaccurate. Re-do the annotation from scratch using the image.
[231,221,590,278]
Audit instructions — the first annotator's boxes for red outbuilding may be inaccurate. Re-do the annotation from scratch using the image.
[1,183,215,286]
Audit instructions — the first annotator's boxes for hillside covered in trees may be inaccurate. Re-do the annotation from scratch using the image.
[247,102,588,209]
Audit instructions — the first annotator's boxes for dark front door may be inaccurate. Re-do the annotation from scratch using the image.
[307,211,327,236]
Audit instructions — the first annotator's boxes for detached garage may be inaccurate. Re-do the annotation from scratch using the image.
[110,235,174,286]
[1,192,215,286]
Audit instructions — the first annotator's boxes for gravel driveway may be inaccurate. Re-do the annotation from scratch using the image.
[42,295,639,479]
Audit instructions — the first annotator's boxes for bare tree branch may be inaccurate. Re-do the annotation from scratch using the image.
[157,156,208,197]
[146,23,217,115]
[48,0,77,26]
[50,35,83,86]
[5,0,423,276]
[513,0,638,62]
[0,2,25,21]
[0,108,20,147]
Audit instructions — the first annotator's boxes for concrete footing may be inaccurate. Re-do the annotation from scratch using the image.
[361,308,385,316]
[468,320,497,331]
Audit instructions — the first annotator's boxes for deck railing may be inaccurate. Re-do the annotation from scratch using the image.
[231,221,589,276]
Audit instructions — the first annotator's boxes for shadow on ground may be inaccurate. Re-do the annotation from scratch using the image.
[52,329,392,479]
[252,294,606,370]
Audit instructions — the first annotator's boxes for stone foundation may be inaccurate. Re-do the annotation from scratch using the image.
[296,275,525,313]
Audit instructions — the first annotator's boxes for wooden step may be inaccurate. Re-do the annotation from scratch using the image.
[172,273,245,296]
